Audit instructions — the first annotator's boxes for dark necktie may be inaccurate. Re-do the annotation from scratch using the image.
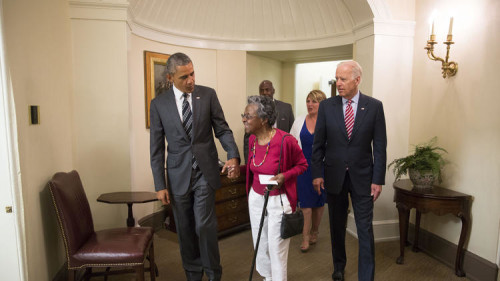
[345,99,354,139]
[182,93,198,169]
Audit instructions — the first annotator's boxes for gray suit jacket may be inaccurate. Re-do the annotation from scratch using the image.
[243,99,294,163]
[150,85,239,195]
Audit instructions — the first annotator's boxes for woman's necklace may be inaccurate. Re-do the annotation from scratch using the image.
[251,129,275,167]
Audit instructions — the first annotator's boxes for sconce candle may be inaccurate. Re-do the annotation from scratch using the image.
[448,17,454,36]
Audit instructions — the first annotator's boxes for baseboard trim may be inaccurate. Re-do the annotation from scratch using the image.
[346,213,400,242]
[407,224,498,281]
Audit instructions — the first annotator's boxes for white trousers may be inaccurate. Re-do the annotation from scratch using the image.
[249,188,292,281]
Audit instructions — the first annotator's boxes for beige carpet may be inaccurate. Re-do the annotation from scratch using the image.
[106,213,469,281]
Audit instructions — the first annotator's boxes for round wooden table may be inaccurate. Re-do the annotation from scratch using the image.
[97,191,158,227]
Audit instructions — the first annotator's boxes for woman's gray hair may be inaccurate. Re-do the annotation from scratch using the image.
[247,95,277,127]
[165,52,192,76]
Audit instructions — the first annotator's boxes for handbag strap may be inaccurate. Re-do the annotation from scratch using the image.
[276,134,296,214]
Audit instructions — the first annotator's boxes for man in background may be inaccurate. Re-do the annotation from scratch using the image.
[243,80,294,162]
[150,52,240,281]
[311,61,387,281]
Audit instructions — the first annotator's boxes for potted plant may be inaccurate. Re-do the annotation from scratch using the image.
[388,137,447,188]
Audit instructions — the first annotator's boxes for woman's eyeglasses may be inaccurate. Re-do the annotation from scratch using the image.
[241,113,257,119]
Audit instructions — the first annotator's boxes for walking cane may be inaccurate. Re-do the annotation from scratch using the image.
[249,187,271,281]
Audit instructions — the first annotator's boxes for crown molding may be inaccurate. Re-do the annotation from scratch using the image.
[69,0,129,21]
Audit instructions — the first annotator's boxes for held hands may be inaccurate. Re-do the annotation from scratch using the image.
[157,189,170,205]
[312,178,324,195]
[371,184,382,202]
[221,158,240,179]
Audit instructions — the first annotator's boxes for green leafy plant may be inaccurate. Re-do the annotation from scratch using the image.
[388,137,447,182]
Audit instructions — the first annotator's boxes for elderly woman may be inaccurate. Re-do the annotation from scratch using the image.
[242,95,308,281]
[290,90,327,252]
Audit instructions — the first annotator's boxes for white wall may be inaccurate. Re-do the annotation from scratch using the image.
[71,16,131,230]
[3,0,74,279]
[281,61,296,109]
[246,54,282,98]
[409,0,500,263]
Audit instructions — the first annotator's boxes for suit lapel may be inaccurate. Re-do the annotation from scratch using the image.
[333,96,349,140]
[191,87,201,137]
[165,89,190,141]
[351,93,368,140]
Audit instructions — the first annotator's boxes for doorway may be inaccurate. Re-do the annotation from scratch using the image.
[294,60,346,117]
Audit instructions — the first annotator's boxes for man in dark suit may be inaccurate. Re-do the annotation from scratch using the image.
[311,61,387,281]
[243,80,294,162]
[150,52,240,281]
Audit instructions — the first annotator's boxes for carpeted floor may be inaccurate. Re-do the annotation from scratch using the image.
[104,212,469,281]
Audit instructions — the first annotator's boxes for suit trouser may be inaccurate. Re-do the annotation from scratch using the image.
[249,188,292,281]
[327,172,375,281]
[171,168,221,280]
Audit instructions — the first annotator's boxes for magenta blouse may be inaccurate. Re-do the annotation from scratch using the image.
[243,129,308,212]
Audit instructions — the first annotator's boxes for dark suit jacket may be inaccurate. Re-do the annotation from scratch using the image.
[311,93,387,194]
[274,99,294,132]
[150,85,239,195]
[243,99,295,163]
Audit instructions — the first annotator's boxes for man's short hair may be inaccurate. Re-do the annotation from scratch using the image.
[166,53,192,76]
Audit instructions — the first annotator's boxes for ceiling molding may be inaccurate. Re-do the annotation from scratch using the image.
[69,0,128,21]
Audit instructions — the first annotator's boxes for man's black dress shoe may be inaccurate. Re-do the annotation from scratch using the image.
[332,271,344,281]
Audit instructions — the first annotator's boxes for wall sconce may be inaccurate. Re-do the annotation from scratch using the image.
[425,17,458,78]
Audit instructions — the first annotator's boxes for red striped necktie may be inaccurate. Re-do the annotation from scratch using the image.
[345,99,354,139]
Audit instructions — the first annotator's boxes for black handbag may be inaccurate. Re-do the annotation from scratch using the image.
[280,208,304,239]
[277,134,304,239]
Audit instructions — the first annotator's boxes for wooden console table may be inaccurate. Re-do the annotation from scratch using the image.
[393,179,472,277]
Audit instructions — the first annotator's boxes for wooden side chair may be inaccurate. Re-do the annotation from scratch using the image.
[49,170,156,281]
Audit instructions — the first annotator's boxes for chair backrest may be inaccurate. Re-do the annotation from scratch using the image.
[49,170,94,258]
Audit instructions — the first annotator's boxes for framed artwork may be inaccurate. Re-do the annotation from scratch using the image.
[144,51,171,128]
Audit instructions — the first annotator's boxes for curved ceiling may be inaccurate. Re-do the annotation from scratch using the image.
[128,0,379,51]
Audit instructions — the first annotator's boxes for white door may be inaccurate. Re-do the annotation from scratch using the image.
[0,1,24,279]
[0,72,23,281]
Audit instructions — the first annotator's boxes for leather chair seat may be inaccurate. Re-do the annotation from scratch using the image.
[72,227,154,268]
